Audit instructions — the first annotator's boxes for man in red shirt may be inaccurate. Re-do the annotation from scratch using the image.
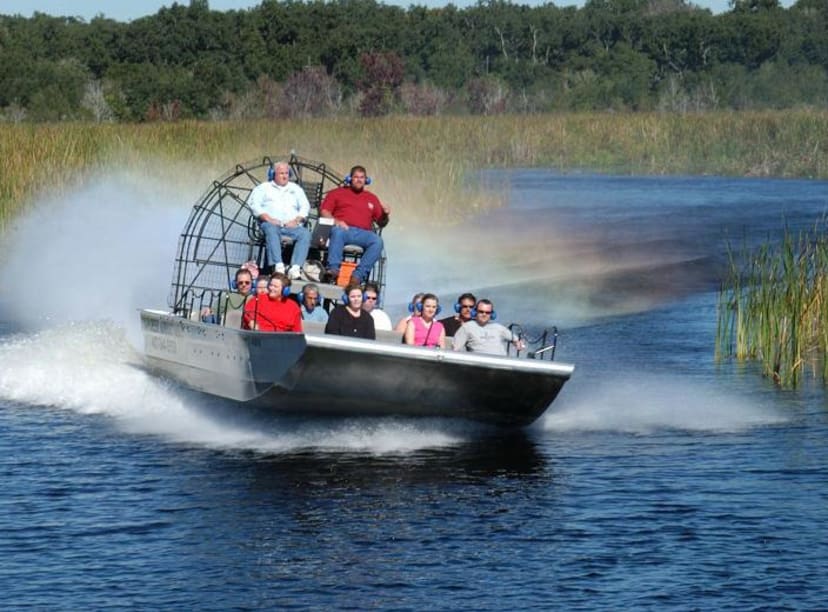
[320,165,390,284]
[242,273,303,332]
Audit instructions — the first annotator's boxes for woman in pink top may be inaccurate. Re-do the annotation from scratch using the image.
[404,293,446,348]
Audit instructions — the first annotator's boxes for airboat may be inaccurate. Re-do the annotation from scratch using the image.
[140,155,574,427]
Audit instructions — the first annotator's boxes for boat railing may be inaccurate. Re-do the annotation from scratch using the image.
[175,288,240,325]
[507,324,559,361]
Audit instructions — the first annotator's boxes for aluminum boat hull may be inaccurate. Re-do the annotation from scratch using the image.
[141,309,574,427]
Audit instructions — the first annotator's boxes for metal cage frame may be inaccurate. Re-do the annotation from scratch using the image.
[168,154,388,314]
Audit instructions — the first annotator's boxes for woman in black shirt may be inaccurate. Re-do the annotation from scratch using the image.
[325,285,376,339]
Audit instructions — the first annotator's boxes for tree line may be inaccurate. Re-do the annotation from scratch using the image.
[1,0,826,122]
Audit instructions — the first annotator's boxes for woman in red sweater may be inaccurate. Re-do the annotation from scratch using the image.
[243,273,303,332]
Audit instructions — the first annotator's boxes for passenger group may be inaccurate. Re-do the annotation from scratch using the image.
[217,160,524,355]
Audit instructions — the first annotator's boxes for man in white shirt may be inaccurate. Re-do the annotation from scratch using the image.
[362,282,392,331]
[247,161,311,279]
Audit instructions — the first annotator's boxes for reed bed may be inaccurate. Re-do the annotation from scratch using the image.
[716,226,828,387]
[2,110,828,234]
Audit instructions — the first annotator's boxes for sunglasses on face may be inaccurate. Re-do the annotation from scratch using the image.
[364,295,378,301]
[237,280,251,286]
[477,310,493,315]
[460,304,474,309]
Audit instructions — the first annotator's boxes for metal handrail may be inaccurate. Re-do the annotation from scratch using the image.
[507,324,559,360]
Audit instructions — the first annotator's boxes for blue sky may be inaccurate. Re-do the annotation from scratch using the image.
[0,0,798,21]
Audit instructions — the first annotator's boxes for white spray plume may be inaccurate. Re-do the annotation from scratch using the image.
[540,373,787,434]
[0,170,186,344]
[0,321,467,454]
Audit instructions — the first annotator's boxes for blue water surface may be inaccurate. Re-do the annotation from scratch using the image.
[1,172,828,609]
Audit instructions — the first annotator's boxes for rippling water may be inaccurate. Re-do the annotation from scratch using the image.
[1,172,827,608]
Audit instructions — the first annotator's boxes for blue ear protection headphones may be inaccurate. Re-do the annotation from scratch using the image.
[342,291,365,304]
[231,278,252,292]
[414,301,442,316]
[267,164,297,182]
[454,293,477,314]
[470,307,497,320]
[269,277,291,298]
[343,174,373,186]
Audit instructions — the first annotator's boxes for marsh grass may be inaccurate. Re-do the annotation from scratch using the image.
[716,225,828,387]
[2,111,828,233]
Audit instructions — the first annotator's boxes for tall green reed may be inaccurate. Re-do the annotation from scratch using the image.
[717,225,828,387]
[2,111,828,233]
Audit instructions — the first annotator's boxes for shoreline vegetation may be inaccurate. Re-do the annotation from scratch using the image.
[2,111,827,233]
[716,226,828,388]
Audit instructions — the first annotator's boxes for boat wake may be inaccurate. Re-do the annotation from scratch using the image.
[0,321,470,454]
[539,373,788,434]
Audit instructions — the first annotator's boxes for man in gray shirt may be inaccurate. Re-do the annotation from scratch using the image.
[452,299,524,355]
[299,283,328,323]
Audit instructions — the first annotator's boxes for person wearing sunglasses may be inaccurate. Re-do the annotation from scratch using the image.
[205,267,255,325]
[452,298,524,355]
[233,269,254,296]
[361,281,392,331]
[439,292,477,337]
